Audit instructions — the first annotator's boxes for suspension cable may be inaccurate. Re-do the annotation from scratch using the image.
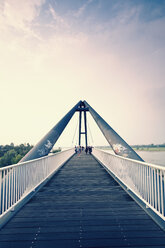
[87,121,94,145]
[71,118,79,146]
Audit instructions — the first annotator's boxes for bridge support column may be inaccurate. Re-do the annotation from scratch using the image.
[83,100,143,161]
[77,102,88,148]
[84,110,88,148]
[21,101,82,162]
[78,110,82,146]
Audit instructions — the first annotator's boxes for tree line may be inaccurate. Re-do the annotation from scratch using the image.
[132,143,165,149]
[0,143,33,168]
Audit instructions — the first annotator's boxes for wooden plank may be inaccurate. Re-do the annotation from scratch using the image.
[1,152,165,248]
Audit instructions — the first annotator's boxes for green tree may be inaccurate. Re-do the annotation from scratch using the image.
[0,143,33,168]
[0,149,17,167]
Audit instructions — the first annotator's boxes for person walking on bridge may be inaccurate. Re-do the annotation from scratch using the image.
[89,146,92,155]
[85,146,88,154]
[75,146,78,154]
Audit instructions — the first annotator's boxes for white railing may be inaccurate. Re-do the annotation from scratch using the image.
[93,148,165,220]
[0,148,74,218]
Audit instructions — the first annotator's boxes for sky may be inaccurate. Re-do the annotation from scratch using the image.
[0,0,165,148]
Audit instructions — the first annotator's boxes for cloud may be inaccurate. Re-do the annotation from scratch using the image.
[0,0,45,33]
[0,0,165,145]
[49,4,68,29]
[74,0,93,18]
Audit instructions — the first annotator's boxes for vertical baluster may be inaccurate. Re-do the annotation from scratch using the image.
[44,158,46,178]
[8,169,11,209]
[21,165,25,197]
[154,169,157,210]
[23,165,25,195]
[20,165,23,198]
[43,159,45,180]
[146,166,148,203]
[19,166,21,198]
[21,166,23,198]
[0,170,2,214]
[5,170,9,212]
[152,168,155,208]
[139,164,141,194]
[142,165,144,198]
[20,166,22,199]
[16,166,19,202]
[137,164,140,192]
[164,171,165,216]
[148,166,150,204]
[138,165,141,195]
[24,164,26,193]
[29,163,32,191]
[32,163,35,188]
[136,162,138,189]
[10,168,13,208]
[137,164,139,192]
[141,164,143,197]
[35,162,38,186]
[19,166,22,200]
[133,161,136,188]
[142,165,144,199]
[140,164,142,194]
[151,167,154,207]
[13,167,16,205]
[2,171,5,214]
[25,164,27,191]
[160,170,164,216]
[149,167,152,205]
[26,164,29,193]
[130,161,133,186]
[144,166,146,199]
[17,166,19,201]
[147,166,149,203]
[144,165,146,200]
[151,168,155,207]
[157,169,160,214]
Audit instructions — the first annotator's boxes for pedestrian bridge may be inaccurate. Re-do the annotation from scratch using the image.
[1,100,165,247]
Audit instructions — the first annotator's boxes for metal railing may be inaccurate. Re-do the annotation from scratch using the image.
[0,148,74,218]
[93,148,165,220]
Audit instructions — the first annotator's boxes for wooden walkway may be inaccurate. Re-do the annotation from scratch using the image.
[1,152,165,247]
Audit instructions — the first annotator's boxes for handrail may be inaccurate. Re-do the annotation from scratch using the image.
[0,148,74,218]
[93,148,165,221]
[98,148,165,170]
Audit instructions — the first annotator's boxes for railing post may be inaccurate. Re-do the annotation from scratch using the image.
[0,171,2,214]
[160,170,164,216]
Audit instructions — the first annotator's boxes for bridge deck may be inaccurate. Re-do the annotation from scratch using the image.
[1,153,165,247]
